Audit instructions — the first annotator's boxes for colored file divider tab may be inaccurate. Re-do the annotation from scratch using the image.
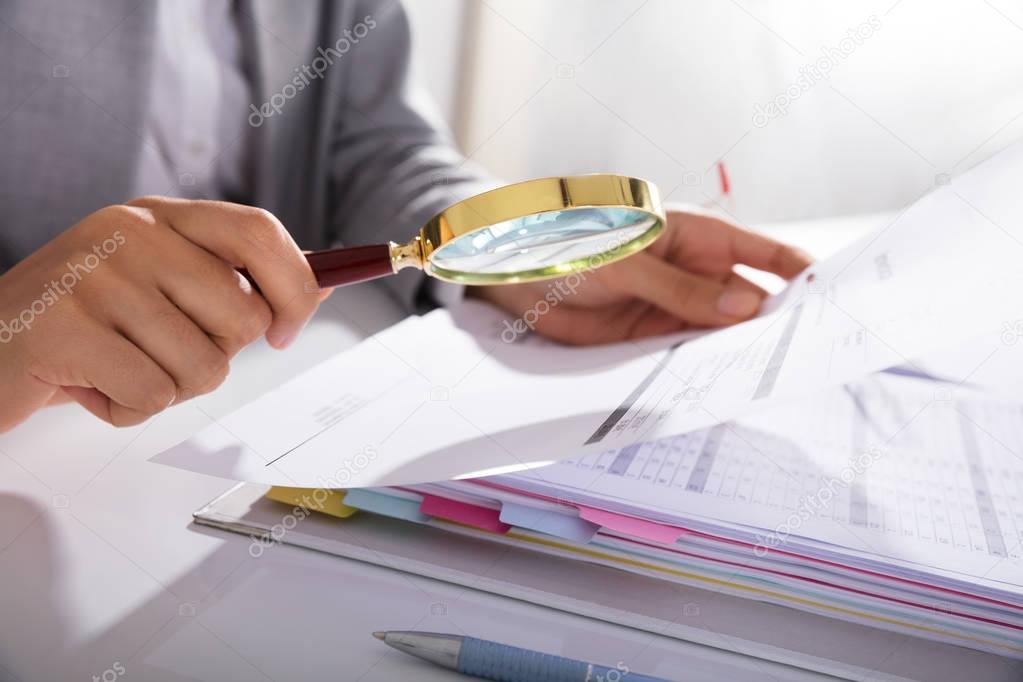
[576,506,687,545]
[343,488,432,523]
[265,486,358,519]
[420,494,512,534]
[499,502,600,543]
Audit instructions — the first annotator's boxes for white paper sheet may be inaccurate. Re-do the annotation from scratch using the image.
[152,143,1023,487]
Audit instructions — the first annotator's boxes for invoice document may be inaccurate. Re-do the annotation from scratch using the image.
[153,142,1023,487]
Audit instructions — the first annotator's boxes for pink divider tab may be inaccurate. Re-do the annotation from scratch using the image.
[577,506,686,545]
[420,494,512,534]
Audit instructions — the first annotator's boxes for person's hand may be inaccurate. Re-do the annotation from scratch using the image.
[472,206,813,345]
[0,197,325,431]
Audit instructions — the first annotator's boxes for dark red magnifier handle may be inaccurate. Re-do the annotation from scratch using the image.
[304,244,395,288]
[239,243,396,291]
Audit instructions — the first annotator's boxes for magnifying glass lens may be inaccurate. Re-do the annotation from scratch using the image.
[428,207,657,277]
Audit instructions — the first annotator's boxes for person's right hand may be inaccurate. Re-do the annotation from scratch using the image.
[0,196,324,432]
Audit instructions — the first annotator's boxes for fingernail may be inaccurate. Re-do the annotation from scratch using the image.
[717,290,760,318]
[267,329,299,349]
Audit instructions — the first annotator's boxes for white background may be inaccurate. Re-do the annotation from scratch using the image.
[405,0,1023,222]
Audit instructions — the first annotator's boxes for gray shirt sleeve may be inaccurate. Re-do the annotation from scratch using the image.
[326,0,499,312]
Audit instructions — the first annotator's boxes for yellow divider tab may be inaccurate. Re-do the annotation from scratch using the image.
[265,486,357,519]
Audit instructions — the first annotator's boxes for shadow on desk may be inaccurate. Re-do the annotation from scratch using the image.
[0,495,68,680]
[21,521,719,681]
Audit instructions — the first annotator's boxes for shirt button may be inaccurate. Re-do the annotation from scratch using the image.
[188,140,208,157]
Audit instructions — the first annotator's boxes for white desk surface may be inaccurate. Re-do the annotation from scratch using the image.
[2,214,1021,682]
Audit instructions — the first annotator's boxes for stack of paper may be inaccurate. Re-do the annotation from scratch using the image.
[316,372,1023,658]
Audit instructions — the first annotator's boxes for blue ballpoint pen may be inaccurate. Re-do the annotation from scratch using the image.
[373,631,673,682]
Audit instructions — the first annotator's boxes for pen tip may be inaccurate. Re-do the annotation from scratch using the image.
[372,631,386,641]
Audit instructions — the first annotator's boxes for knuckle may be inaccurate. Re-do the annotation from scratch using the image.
[190,352,230,397]
[244,299,274,339]
[146,306,188,338]
[124,195,163,209]
[244,206,281,228]
[236,207,297,258]
[188,253,236,290]
[241,207,284,238]
[140,377,177,415]
[228,298,274,348]
[93,204,153,231]
[83,205,155,247]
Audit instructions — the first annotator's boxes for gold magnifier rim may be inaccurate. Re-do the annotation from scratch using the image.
[409,174,665,285]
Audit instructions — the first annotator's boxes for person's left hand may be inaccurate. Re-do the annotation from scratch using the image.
[471,207,813,345]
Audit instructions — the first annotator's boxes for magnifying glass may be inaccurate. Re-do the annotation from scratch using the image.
[302,174,664,287]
